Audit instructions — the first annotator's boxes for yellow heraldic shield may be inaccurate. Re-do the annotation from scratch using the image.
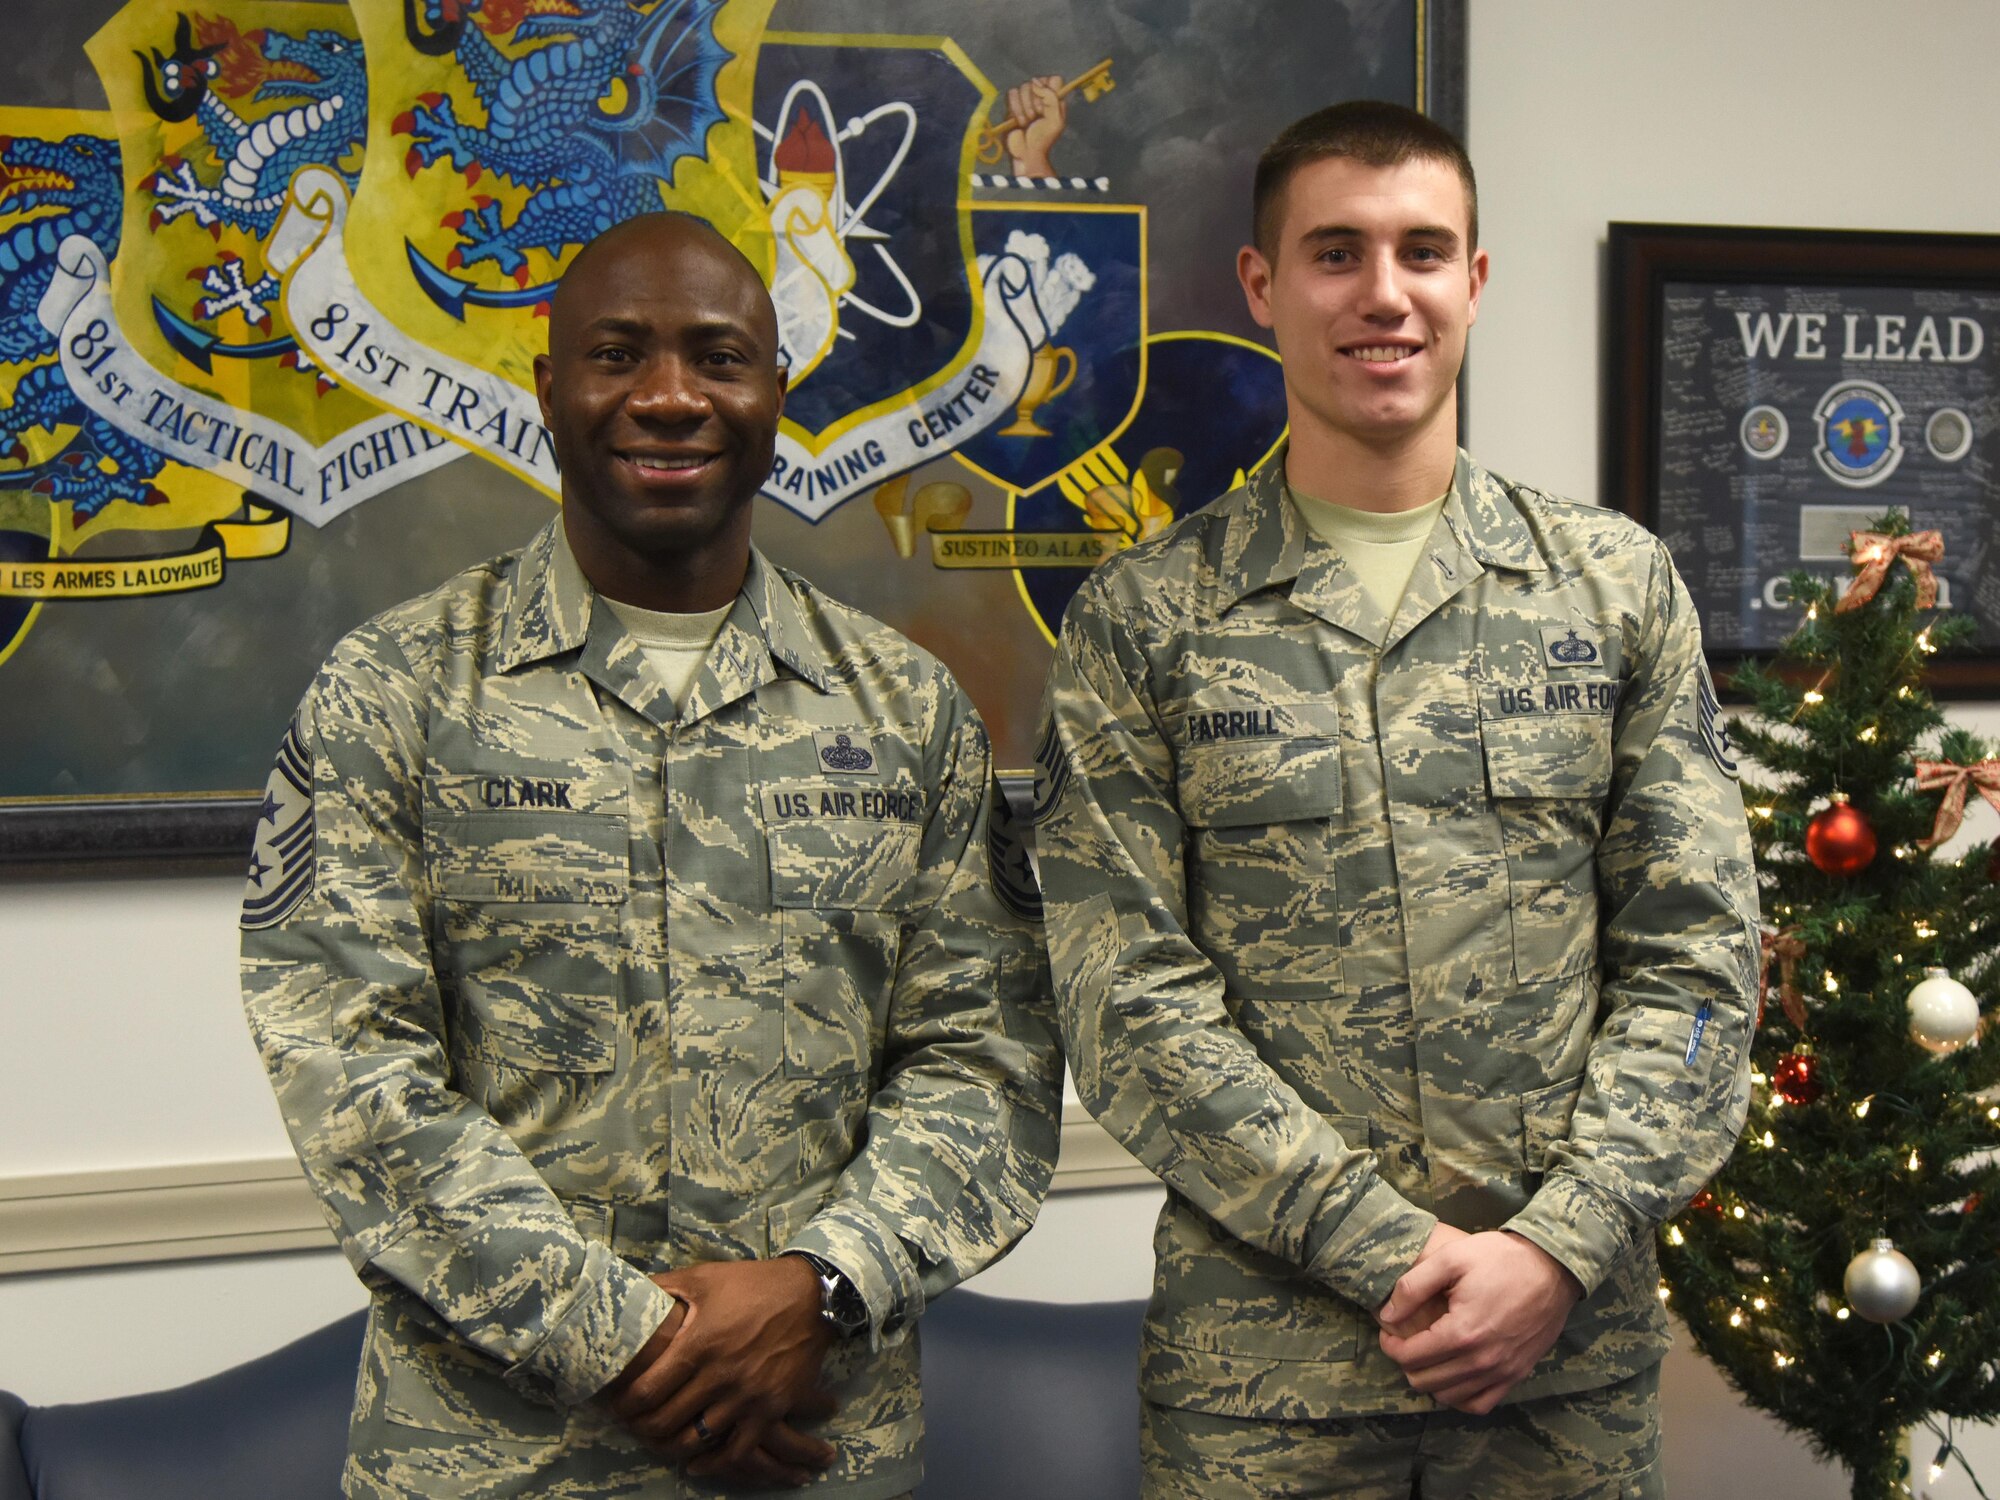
[64,2,462,527]
[0,103,296,665]
[301,0,776,499]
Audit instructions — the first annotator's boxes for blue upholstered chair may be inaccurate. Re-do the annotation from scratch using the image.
[1,1291,1145,1499]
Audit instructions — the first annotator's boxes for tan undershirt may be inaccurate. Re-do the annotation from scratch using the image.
[1288,485,1449,624]
[554,523,733,710]
[599,594,733,711]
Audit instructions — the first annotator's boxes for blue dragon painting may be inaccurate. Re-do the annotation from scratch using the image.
[0,132,174,516]
[138,14,367,356]
[398,0,730,295]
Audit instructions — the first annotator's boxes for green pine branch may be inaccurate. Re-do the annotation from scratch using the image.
[1658,514,2000,1500]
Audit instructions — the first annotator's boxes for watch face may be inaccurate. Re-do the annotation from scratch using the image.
[792,1250,868,1335]
[827,1278,869,1335]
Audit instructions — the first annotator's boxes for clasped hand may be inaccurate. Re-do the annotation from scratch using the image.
[1374,1224,1583,1415]
[600,1257,839,1489]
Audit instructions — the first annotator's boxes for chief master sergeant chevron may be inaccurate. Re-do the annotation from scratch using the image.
[1033,101,1758,1498]
[239,211,1061,1499]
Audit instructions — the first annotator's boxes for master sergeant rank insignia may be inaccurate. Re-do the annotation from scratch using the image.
[241,713,317,929]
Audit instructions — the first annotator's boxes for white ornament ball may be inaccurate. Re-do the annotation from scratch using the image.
[1908,967,1980,1055]
[1844,1238,1921,1323]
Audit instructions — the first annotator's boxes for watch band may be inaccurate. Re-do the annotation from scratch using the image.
[784,1250,870,1337]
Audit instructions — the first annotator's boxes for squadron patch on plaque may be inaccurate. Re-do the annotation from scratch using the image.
[1926,407,1973,463]
[241,714,317,929]
[1814,379,1904,488]
[1740,404,1788,460]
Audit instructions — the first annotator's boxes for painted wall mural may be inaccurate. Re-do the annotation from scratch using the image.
[0,0,1457,863]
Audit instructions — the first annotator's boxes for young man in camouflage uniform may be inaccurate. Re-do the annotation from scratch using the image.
[240,212,1061,1500]
[1033,101,1758,1498]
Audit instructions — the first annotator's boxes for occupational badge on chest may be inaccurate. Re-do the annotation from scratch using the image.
[814,730,881,777]
[1540,626,1603,669]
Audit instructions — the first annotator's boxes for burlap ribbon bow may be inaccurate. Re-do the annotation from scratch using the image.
[1914,758,2000,848]
[1836,529,1944,612]
[1759,926,1808,1031]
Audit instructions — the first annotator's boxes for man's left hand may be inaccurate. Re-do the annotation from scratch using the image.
[1375,1230,1583,1415]
[605,1258,837,1476]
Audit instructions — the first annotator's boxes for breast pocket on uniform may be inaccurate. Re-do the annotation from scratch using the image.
[1478,682,1616,985]
[1171,699,1344,1002]
[763,783,923,1078]
[427,811,628,1072]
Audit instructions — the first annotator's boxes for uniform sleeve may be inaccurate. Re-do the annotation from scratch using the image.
[239,626,674,1406]
[1505,541,1759,1293]
[779,671,1063,1345]
[1034,585,1437,1315]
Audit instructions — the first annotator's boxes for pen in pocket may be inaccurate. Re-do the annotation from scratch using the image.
[1685,1001,1713,1065]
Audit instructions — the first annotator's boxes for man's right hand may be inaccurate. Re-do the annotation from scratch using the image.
[1374,1221,1466,1338]
[601,1277,838,1489]
[1375,1226,1584,1415]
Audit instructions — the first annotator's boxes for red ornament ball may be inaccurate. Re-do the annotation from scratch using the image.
[1772,1049,1823,1106]
[1805,796,1876,876]
[1690,1189,1722,1216]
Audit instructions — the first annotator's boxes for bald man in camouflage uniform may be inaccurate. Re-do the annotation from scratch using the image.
[1034,104,1757,1497]
[241,213,1060,1499]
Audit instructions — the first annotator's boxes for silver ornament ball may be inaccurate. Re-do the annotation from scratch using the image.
[1844,1238,1921,1323]
[1907,967,1980,1055]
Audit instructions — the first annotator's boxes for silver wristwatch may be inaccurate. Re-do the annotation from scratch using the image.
[784,1250,870,1338]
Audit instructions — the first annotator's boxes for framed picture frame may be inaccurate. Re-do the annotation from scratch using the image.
[1606,222,2000,696]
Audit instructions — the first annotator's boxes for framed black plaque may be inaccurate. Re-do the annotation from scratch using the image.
[1607,223,2000,695]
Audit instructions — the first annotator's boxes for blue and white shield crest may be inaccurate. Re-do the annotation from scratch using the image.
[757,36,1063,521]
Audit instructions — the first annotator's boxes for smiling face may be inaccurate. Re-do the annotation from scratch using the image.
[534,214,785,612]
[1237,154,1487,466]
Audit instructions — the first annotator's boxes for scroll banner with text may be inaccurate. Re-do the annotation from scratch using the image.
[40,237,461,523]
[270,168,558,493]
[0,507,290,598]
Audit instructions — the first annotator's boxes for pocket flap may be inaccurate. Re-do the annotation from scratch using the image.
[767,819,921,910]
[1480,698,1613,800]
[1172,700,1343,828]
[428,812,627,903]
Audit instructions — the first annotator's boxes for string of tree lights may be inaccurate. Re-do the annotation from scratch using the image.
[1658,518,2000,1500]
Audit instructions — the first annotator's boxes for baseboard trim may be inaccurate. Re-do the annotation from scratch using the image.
[0,1106,1151,1277]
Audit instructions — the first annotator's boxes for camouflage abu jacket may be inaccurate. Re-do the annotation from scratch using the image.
[1034,451,1757,1419]
[241,520,1060,1499]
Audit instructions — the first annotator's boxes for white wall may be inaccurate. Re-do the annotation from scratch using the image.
[1469,5,2000,1496]
[6,3,2000,1496]
[1467,0,2000,498]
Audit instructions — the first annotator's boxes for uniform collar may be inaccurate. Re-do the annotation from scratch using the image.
[724,547,836,699]
[496,518,594,672]
[1216,446,1545,611]
[497,517,832,723]
[1449,452,1546,574]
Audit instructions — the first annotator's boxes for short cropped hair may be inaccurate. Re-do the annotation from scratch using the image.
[1252,100,1477,260]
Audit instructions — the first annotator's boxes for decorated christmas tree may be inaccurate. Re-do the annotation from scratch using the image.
[1659,518,2000,1500]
